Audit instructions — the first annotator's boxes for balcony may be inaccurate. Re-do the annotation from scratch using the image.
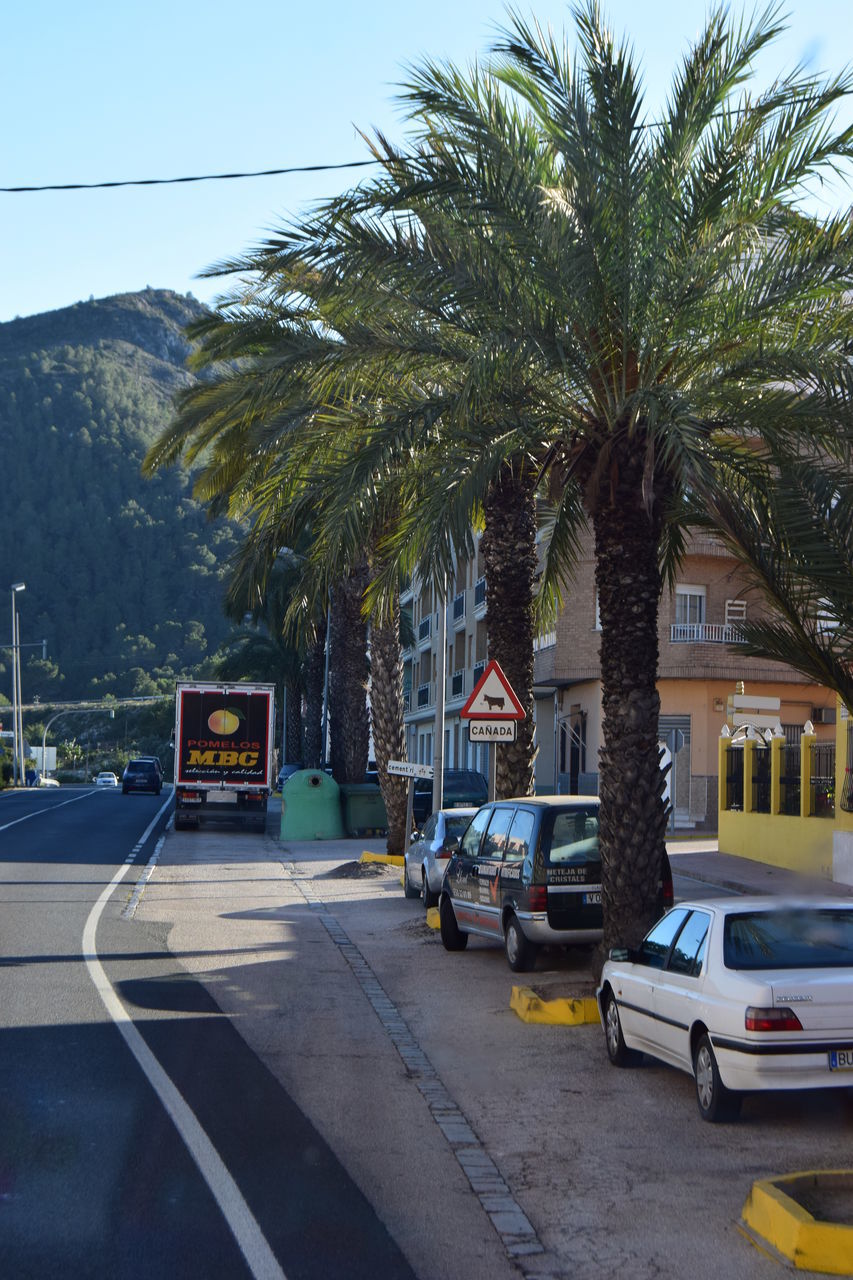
[418,616,432,645]
[450,669,465,699]
[669,622,746,645]
[402,688,411,712]
[472,660,486,687]
[533,630,557,652]
[452,591,466,626]
[474,577,486,614]
[417,682,433,709]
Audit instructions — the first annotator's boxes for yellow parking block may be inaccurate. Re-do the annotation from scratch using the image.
[510,986,599,1026]
[742,1172,853,1274]
[359,851,405,867]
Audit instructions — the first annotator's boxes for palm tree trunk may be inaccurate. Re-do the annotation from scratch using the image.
[285,676,302,762]
[593,454,669,951]
[328,562,371,783]
[302,617,326,769]
[369,595,409,853]
[480,463,537,799]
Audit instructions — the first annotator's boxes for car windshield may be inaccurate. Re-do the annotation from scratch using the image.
[545,808,600,865]
[724,908,853,970]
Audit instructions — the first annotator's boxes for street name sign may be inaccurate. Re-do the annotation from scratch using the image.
[460,660,525,720]
[387,760,434,780]
[468,720,517,742]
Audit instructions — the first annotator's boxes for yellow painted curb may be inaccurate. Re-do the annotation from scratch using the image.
[510,986,599,1026]
[426,907,440,930]
[742,1172,853,1274]
[359,851,405,867]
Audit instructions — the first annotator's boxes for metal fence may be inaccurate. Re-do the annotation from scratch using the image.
[810,742,836,817]
[725,746,743,810]
[780,745,801,816]
[751,745,771,814]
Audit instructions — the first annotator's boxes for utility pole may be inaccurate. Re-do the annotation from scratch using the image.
[432,575,446,815]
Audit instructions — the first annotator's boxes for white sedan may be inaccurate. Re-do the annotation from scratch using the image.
[404,807,477,907]
[95,772,119,788]
[597,897,853,1122]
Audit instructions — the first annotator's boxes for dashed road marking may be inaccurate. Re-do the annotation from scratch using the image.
[83,858,288,1280]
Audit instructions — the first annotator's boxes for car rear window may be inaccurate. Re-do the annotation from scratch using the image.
[445,815,473,840]
[545,808,600,865]
[724,908,853,970]
[444,772,487,800]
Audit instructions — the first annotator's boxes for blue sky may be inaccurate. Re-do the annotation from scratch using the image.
[2,1,851,322]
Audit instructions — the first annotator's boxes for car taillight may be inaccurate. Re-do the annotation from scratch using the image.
[745,1006,803,1032]
[661,860,674,910]
[436,848,452,859]
[528,885,547,912]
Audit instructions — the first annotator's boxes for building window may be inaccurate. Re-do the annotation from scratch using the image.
[675,585,706,626]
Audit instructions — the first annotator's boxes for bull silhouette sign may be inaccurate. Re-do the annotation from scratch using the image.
[460,659,525,723]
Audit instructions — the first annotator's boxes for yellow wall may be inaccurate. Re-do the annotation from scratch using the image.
[718,699,852,876]
[718,810,833,878]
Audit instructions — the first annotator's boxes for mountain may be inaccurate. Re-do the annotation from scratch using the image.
[0,288,243,702]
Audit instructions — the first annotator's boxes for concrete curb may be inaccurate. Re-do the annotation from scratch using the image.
[359,850,404,867]
[742,1171,853,1275]
[510,986,599,1026]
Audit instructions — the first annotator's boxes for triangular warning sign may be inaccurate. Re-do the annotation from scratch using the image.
[460,659,525,719]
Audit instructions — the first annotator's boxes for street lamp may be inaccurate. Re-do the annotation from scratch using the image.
[10,582,25,786]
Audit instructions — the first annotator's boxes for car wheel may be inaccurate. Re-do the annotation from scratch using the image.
[693,1033,742,1123]
[439,897,468,951]
[603,989,639,1067]
[422,876,438,909]
[122,786,129,794]
[504,914,538,972]
[403,866,420,899]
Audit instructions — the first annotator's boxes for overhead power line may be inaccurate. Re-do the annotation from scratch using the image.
[1,159,380,194]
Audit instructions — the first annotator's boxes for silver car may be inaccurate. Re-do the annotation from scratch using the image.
[404,807,477,907]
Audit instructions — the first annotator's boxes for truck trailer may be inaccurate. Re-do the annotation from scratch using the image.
[173,681,275,831]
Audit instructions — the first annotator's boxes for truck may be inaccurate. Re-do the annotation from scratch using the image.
[173,681,275,831]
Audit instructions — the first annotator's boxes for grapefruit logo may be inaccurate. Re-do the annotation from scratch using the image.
[207,708,243,734]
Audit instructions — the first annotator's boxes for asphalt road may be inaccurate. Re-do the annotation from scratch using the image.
[130,827,853,1280]
[0,788,415,1280]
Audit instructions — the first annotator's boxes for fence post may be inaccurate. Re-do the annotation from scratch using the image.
[718,733,729,812]
[800,730,816,818]
[743,738,755,814]
[770,734,784,815]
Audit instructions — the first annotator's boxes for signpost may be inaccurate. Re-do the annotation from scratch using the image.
[460,660,525,800]
[388,759,434,854]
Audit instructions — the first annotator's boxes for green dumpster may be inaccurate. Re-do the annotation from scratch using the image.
[339,783,388,837]
[280,770,345,840]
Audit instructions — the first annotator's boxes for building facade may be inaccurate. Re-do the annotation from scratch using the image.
[401,530,836,831]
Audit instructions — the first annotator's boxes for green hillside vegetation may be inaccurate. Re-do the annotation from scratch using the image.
[0,289,242,702]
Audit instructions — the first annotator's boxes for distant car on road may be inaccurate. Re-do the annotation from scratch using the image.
[95,772,119,788]
[404,807,477,907]
[122,759,162,795]
[598,897,853,1122]
[38,776,60,788]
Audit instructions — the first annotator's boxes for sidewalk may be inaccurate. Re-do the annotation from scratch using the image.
[666,837,853,899]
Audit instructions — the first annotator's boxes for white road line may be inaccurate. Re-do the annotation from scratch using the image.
[130,788,175,852]
[83,864,287,1280]
[121,833,165,919]
[0,789,96,833]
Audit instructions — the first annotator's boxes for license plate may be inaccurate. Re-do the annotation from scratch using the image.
[829,1049,853,1071]
[583,891,602,906]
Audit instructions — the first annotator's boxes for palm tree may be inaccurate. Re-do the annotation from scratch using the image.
[149,3,853,948]
[359,3,853,947]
